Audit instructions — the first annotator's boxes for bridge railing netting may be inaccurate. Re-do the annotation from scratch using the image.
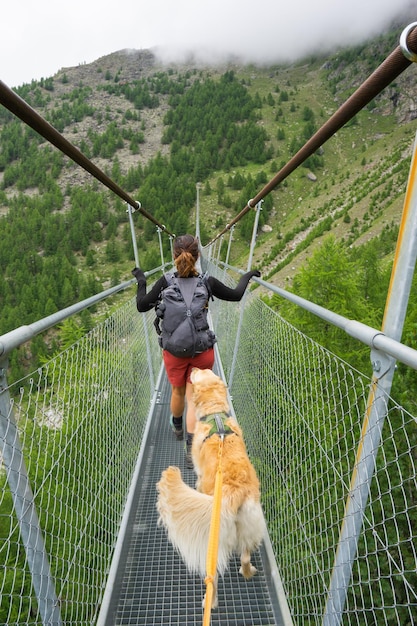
[1,267,416,625]
[207,261,417,626]
[0,298,160,625]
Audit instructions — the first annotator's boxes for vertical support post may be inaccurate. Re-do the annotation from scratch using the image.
[225,226,234,267]
[216,235,224,266]
[127,203,140,267]
[211,239,218,265]
[195,182,202,242]
[157,226,165,267]
[228,201,262,389]
[169,235,174,262]
[323,131,417,625]
[246,201,262,271]
[0,359,63,625]
[127,203,155,393]
[206,243,213,264]
[223,225,235,281]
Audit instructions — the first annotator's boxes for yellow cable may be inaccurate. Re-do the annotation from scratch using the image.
[202,438,224,626]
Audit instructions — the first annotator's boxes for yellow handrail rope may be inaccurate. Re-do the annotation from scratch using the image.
[202,437,224,626]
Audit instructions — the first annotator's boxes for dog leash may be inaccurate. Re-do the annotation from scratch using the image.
[203,434,224,626]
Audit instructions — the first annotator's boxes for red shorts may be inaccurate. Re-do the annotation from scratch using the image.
[163,348,215,387]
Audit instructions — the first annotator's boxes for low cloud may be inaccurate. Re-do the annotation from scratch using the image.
[1,0,415,88]
[152,1,415,66]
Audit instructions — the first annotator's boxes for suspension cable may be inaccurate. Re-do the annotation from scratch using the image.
[0,80,175,238]
[205,23,417,246]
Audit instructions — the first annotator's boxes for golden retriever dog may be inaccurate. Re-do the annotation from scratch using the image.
[156,368,265,608]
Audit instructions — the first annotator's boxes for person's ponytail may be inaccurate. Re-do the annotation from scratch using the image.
[175,251,198,277]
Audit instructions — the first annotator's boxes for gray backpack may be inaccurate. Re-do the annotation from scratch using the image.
[154,273,216,357]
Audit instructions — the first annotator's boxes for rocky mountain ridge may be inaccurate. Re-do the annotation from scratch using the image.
[2,20,417,289]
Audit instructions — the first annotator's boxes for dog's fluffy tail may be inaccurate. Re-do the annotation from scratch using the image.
[156,466,237,577]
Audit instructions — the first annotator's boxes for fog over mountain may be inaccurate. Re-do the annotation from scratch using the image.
[1,0,415,88]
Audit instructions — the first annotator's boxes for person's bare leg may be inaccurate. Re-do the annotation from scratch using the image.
[184,382,196,468]
[185,381,196,434]
[171,385,185,417]
[170,385,185,440]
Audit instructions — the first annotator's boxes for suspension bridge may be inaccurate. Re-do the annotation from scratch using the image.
[1,23,417,626]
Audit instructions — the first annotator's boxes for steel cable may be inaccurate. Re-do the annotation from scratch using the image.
[0,80,175,237]
[206,23,417,246]
[1,23,416,248]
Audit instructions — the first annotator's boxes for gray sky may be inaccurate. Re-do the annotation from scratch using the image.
[1,0,415,88]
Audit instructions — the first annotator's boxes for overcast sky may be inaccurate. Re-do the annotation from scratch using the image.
[1,0,415,88]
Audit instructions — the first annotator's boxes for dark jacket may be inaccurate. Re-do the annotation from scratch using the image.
[133,269,260,313]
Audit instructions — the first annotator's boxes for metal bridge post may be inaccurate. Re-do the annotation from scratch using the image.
[127,203,140,267]
[228,201,262,389]
[195,182,202,242]
[225,226,234,267]
[0,359,63,625]
[127,203,156,393]
[207,242,213,264]
[223,226,235,281]
[216,235,224,266]
[246,200,262,271]
[213,238,220,265]
[157,226,165,267]
[323,131,417,625]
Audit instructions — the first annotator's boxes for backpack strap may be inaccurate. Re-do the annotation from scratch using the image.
[153,273,175,336]
[201,271,213,301]
[155,272,208,328]
[175,276,200,309]
[164,272,175,286]
[165,272,211,301]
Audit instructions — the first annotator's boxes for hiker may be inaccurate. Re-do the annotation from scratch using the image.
[132,234,260,467]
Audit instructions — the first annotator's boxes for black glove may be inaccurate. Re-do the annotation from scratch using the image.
[132,267,146,284]
[249,270,261,279]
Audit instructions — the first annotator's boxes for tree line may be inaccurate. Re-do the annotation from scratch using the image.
[0,69,276,379]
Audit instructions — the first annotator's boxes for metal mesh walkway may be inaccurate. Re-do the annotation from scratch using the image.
[102,366,280,626]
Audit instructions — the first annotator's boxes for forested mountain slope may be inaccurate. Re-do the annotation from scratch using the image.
[1,17,417,378]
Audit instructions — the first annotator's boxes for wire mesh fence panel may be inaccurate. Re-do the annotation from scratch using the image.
[202,260,243,377]
[0,298,161,626]
[210,289,417,626]
[2,268,417,625]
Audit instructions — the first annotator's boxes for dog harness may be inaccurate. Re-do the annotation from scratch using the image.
[199,411,235,440]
